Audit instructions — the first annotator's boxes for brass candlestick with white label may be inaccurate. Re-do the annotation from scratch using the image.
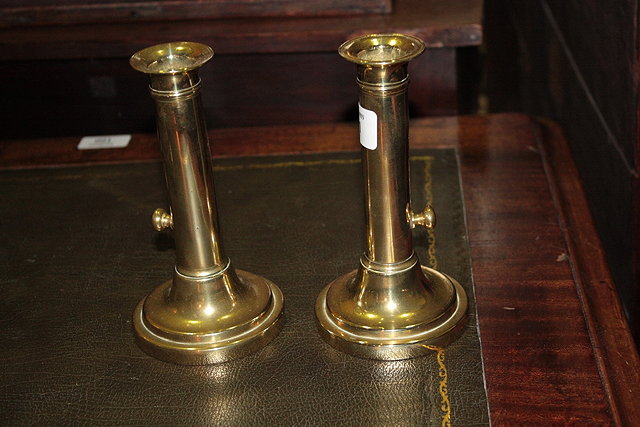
[130,42,284,365]
[315,34,468,360]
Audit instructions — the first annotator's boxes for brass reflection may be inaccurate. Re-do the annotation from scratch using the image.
[130,42,283,365]
[315,34,468,360]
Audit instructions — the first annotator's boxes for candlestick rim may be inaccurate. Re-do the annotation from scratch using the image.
[130,41,214,74]
[338,33,425,66]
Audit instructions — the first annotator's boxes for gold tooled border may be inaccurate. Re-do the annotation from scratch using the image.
[414,155,452,427]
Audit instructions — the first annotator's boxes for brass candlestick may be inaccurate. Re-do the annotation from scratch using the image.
[315,34,468,360]
[130,42,284,365]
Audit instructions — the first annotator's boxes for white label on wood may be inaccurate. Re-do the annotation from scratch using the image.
[78,134,131,150]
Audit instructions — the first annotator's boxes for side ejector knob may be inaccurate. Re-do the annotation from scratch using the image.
[151,208,173,231]
[408,205,436,229]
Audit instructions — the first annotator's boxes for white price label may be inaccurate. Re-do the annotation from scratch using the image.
[78,134,131,150]
[358,103,377,150]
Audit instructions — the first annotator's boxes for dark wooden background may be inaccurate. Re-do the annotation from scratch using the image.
[0,0,482,140]
[0,0,392,27]
[484,0,640,347]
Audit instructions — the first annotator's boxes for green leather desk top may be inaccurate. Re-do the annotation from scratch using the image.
[0,150,488,425]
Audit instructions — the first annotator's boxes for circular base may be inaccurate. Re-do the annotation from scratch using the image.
[315,266,467,360]
[133,270,284,365]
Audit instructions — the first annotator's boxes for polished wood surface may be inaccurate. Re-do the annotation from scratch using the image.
[485,0,640,349]
[2,113,638,423]
[535,119,639,425]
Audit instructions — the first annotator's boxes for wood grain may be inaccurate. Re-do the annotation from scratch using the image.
[457,114,605,423]
[534,118,640,426]
[484,0,640,352]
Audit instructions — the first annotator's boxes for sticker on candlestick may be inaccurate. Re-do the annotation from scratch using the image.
[358,103,377,150]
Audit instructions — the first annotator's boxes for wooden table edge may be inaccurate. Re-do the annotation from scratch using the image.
[532,117,640,426]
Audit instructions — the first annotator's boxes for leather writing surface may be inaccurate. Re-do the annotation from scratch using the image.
[0,150,488,425]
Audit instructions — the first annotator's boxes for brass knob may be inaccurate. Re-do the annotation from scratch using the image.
[408,205,436,229]
[151,208,173,231]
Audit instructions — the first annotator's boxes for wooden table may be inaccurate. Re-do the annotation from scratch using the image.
[1,114,638,425]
